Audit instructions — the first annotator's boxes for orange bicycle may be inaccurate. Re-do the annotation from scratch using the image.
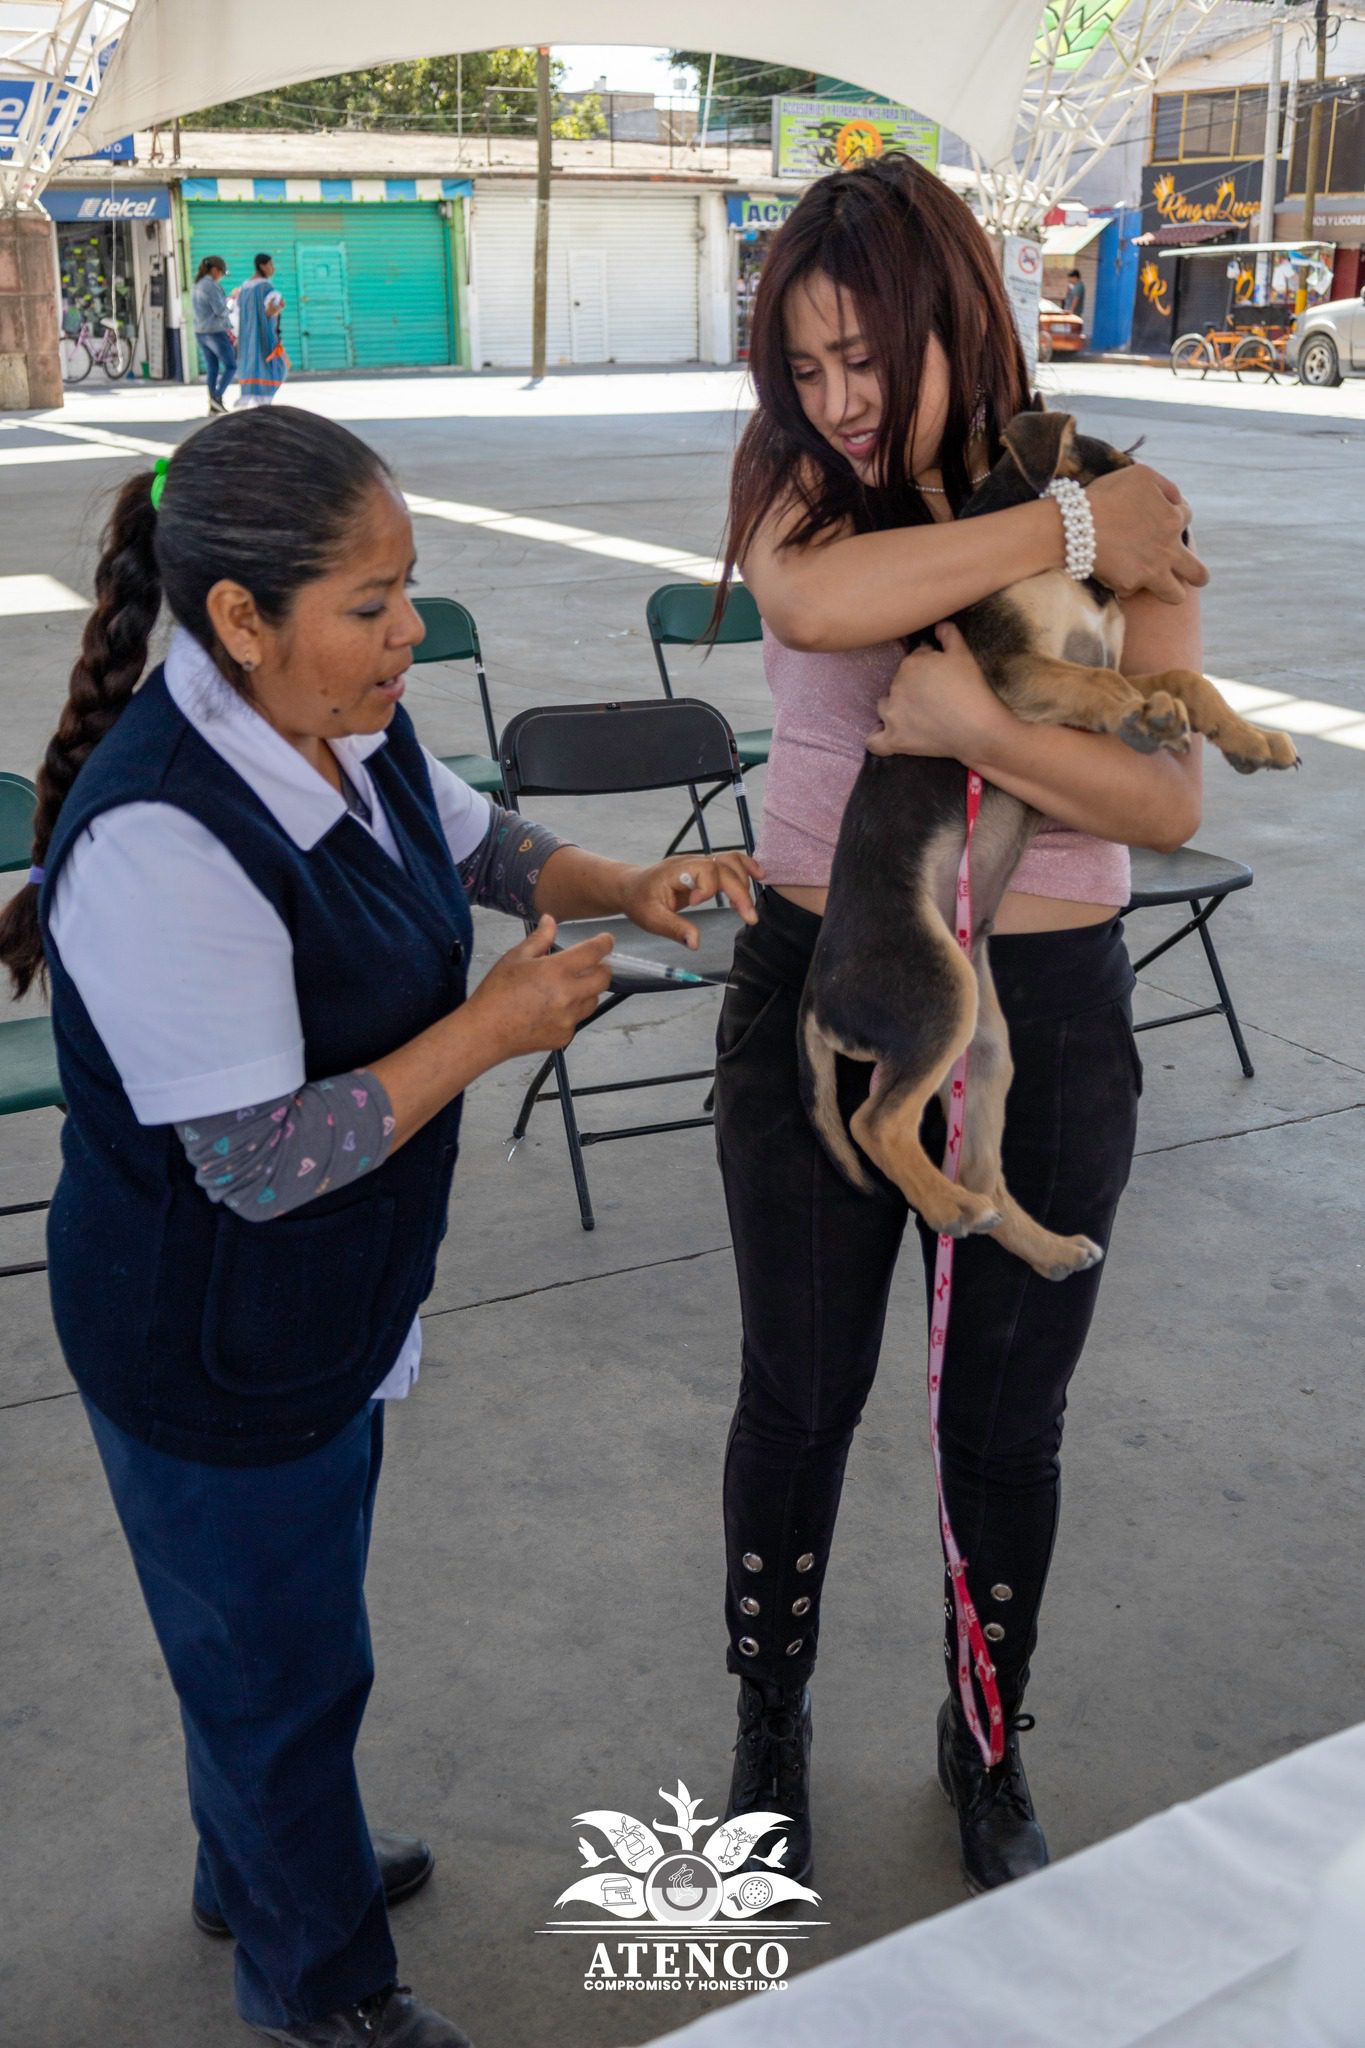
[1170,322,1286,382]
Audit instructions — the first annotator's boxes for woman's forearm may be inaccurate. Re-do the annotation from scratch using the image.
[975,719,1203,854]
[368,1001,511,1156]
[746,500,1065,652]
[530,844,632,922]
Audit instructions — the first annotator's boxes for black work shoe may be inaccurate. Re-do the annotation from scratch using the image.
[250,1984,472,2047]
[723,1677,813,1885]
[193,1832,435,1938]
[936,1695,1049,1894]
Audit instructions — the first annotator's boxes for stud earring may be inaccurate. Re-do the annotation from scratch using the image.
[240,655,256,672]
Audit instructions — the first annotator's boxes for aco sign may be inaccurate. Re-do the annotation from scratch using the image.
[772,99,939,180]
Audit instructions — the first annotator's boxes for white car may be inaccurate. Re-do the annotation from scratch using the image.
[1287,290,1365,385]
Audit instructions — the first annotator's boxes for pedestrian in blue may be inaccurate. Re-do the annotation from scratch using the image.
[235,251,289,407]
[191,254,236,413]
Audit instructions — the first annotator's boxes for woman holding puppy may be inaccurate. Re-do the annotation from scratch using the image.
[713,156,1206,1893]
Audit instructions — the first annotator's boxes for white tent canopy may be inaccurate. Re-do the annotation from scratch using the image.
[73,0,1043,167]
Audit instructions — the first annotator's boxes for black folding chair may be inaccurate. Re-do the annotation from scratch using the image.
[1125,845,1256,1077]
[410,596,503,796]
[500,698,757,1231]
[647,581,769,859]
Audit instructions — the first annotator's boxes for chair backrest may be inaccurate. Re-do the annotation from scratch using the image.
[408,596,496,757]
[500,698,754,853]
[0,772,37,875]
[411,596,481,666]
[647,581,761,650]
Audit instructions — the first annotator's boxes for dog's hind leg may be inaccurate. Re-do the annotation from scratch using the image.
[849,928,1002,1239]
[954,953,1104,1282]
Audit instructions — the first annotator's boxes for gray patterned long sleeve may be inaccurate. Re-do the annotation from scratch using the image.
[177,1071,395,1221]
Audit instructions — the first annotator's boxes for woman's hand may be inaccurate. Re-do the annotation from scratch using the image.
[618,853,765,949]
[465,917,613,1057]
[866,624,1012,764]
[1086,465,1208,605]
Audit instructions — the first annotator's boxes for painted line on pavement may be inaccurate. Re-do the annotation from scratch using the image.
[0,574,87,617]
[405,490,723,582]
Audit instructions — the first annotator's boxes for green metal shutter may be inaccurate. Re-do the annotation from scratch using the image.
[185,200,453,370]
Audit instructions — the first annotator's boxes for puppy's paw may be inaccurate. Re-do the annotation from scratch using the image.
[1044,1235,1104,1282]
[1222,724,1300,774]
[920,1188,1002,1239]
[1121,694,1191,755]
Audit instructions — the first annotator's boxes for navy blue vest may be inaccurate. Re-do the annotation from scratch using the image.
[40,671,474,1466]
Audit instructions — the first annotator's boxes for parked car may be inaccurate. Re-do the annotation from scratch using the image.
[1287,290,1365,385]
[1038,298,1085,362]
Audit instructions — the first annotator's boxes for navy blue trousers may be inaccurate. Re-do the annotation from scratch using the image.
[83,1395,396,2028]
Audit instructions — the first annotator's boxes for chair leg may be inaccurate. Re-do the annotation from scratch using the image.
[1191,897,1255,1078]
[511,1053,556,1146]
[550,1047,595,1231]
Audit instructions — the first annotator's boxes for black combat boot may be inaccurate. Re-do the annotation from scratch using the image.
[936,1694,1049,1894]
[723,1677,813,1885]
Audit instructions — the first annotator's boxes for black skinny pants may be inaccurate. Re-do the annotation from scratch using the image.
[713,889,1143,1713]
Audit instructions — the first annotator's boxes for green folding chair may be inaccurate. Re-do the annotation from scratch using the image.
[410,597,504,796]
[647,582,770,858]
[0,771,64,1280]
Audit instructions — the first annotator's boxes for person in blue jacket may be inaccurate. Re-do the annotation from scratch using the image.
[0,406,760,2048]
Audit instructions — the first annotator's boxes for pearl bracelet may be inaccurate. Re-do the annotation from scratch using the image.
[1044,476,1097,582]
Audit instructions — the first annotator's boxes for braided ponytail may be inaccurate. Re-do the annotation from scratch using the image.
[0,469,161,997]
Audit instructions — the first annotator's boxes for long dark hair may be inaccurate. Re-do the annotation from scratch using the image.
[194,255,225,282]
[720,155,1030,587]
[0,407,390,997]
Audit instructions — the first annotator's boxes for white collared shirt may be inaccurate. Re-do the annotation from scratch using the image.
[50,626,495,1401]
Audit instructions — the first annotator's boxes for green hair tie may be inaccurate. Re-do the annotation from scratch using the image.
[149,456,171,512]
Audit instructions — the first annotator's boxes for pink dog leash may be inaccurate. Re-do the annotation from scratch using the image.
[928,769,1006,1769]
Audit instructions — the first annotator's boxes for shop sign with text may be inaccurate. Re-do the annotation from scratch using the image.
[772,100,939,180]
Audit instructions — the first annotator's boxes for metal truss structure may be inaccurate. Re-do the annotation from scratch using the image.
[975,0,1240,229]
[0,1,135,213]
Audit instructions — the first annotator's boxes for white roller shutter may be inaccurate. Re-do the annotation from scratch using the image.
[471,186,699,368]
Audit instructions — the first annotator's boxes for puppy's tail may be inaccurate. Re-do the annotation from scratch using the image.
[799,1007,875,1195]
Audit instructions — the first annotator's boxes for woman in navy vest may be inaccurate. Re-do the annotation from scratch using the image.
[0,407,759,2048]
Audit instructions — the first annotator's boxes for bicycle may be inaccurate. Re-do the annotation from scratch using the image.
[1170,323,1286,384]
[60,314,132,385]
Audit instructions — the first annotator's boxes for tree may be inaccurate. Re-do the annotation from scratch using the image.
[183,49,556,133]
[552,90,608,141]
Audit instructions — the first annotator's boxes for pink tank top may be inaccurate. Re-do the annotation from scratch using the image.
[757,626,1131,907]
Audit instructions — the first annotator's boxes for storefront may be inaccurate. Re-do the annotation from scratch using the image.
[180,179,469,374]
[727,192,801,359]
[468,184,704,367]
[1130,159,1279,353]
[44,185,179,380]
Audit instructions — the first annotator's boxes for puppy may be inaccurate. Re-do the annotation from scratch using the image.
[797,408,1298,1280]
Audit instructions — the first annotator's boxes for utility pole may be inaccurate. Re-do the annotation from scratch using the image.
[1296,0,1330,311]
[531,44,551,382]
[1254,4,1286,301]
[700,52,717,160]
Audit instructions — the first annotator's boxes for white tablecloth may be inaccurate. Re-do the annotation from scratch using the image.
[651,1722,1365,2048]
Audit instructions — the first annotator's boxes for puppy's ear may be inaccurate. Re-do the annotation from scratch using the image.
[1002,411,1076,494]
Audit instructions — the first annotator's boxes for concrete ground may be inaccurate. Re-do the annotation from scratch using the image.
[1,363,1362,2048]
